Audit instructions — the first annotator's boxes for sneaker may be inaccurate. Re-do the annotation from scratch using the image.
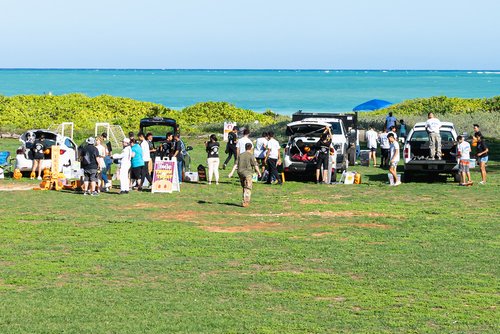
[37,176,42,180]
[394,181,402,186]
[83,191,90,195]
[91,191,99,196]
[242,202,249,208]
[479,181,486,185]
[119,191,129,194]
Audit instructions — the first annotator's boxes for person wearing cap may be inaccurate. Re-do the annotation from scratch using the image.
[80,137,100,196]
[113,138,133,194]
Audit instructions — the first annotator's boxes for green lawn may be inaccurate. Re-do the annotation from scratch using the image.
[0,138,499,333]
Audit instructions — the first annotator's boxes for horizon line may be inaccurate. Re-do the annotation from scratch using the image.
[1,67,500,72]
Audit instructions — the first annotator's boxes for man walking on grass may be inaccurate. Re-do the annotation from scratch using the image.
[365,125,378,167]
[264,131,282,185]
[237,143,261,207]
[81,137,100,196]
[387,133,401,186]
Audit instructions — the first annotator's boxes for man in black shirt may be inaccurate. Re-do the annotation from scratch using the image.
[31,134,47,180]
[80,137,100,196]
[223,126,238,169]
[159,132,173,160]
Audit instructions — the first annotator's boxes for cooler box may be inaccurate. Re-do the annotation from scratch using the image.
[359,150,370,166]
[184,172,199,182]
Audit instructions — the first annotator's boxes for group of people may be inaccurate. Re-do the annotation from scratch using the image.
[365,112,489,186]
[206,127,282,207]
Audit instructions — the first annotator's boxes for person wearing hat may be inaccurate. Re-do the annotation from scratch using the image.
[113,138,133,194]
[80,137,100,196]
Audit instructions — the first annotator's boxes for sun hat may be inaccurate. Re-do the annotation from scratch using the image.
[86,137,95,145]
[122,138,130,144]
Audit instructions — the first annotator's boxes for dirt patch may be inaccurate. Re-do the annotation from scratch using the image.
[153,210,202,222]
[315,296,346,302]
[311,232,337,237]
[199,222,281,233]
[0,183,34,191]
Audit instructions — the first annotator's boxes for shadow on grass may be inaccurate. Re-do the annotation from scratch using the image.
[197,200,241,207]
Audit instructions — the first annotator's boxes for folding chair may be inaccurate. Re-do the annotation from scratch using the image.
[0,151,14,178]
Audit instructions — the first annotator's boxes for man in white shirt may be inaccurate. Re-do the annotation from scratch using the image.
[138,132,153,187]
[365,126,378,167]
[237,128,253,156]
[379,129,390,167]
[254,132,268,175]
[387,133,401,186]
[457,135,472,186]
[425,112,442,160]
[264,131,282,185]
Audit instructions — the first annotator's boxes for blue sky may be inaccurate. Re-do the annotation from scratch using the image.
[1,0,499,69]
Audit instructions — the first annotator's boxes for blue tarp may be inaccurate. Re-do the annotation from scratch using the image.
[353,99,392,111]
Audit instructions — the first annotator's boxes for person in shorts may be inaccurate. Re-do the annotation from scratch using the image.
[81,137,100,196]
[474,134,489,184]
[31,133,47,180]
[457,135,472,186]
[379,128,390,168]
[315,127,332,184]
[130,138,144,191]
[365,126,378,167]
[254,132,268,176]
[387,133,401,186]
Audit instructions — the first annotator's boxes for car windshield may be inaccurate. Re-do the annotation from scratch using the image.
[329,122,343,135]
[289,123,342,136]
[410,130,454,142]
[142,125,176,138]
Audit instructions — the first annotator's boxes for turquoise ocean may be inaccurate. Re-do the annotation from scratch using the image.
[0,69,499,114]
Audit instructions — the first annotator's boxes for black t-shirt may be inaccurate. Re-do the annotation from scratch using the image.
[106,141,112,154]
[227,132,237,147]
[32,139,46,156]
[81,145,99,169]
[477,140,488,157]
[160,140,172,158]
[173,140,183,162]
[316,139,332,157]
[207,141,220,158]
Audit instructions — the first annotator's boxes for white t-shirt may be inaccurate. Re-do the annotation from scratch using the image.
[237,136,253,154]
[254,137,268,159]
[96,144,106,168]
[458,141,471,160]
[140,140,151,162]
[425,118,441,134]
[389,131,398,140]
[366,130,378,149]
[379,133,390,149]
[390,141,400,162]
[266,138,280,160]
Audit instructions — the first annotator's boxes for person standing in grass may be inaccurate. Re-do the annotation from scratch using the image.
[254,131,268,176]
[81,137,100,195]
[205,134,220,185]
[113,138,132,194]
[101,132,113,186]
[95,136,110,192]
[387,133,401,186]
[379,128,390,168]
[399,120,407,142]
[474,134,489,185]
[31,134,46,180]
[237,143,261,207]
[315,127,333,184]
[457,135,472,186]
[138,132,153,188]
[425,112,442,160]
[173,133,184,183]
[366,126,378,167]
[223,126,238,169]
[130,138,144,191]
[385,112,397,132]
[264,131,282,185]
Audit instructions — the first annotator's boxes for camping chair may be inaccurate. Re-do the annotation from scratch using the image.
[0,151,14,177]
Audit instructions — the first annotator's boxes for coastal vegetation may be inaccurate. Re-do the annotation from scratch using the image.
[0,94,498,138]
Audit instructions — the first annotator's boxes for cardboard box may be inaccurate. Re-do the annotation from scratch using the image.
[184,172,199,182]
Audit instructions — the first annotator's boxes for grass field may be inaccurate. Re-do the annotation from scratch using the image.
[0,137,499,333]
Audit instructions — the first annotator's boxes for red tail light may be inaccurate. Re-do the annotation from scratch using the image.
[59,149,66,155]
[404,147,409,159]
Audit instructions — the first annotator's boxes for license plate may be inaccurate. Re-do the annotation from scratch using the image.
[428,165,438,170]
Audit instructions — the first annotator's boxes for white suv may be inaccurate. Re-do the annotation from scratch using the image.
[283,118,348,178]
[15,130,79,174]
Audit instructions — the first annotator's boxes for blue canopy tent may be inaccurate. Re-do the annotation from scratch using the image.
[353,99,392,111]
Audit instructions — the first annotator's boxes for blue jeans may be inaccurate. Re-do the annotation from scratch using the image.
[101,167,108,183]
[177,160,183,183]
